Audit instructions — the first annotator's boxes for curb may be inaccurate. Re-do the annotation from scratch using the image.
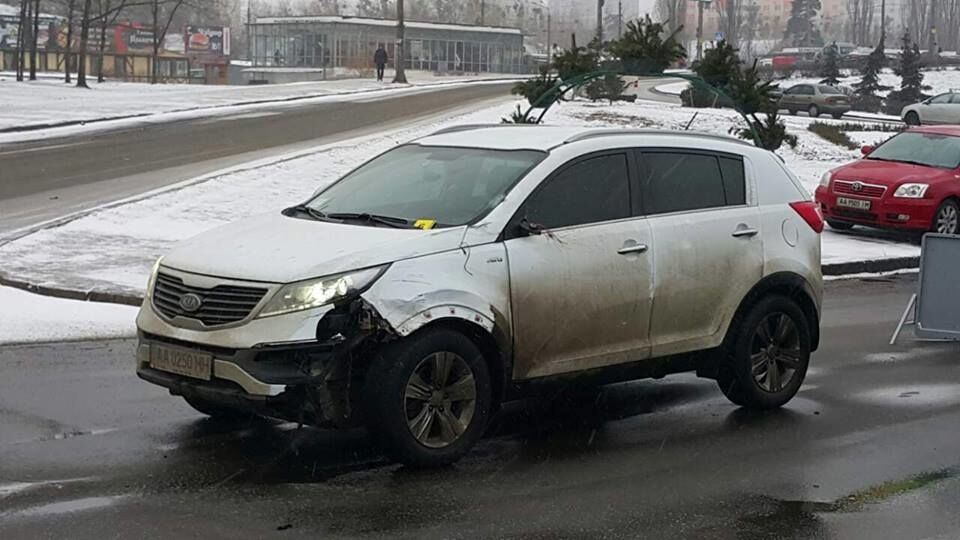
[822,256,920,277]
[0,257,921,308]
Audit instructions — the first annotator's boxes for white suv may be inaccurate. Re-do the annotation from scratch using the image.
[136,126,823,466]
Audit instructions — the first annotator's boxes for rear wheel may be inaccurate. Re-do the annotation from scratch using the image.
[827,220,855,231]
[362,328,493,467]
[905,111,921,126]
[787,108,798,116]
[831,112,844,120]
[808,104,820,118]
[718,296,811,410]
[932,200,960,235]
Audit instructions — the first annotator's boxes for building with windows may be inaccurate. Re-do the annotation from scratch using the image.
[248,15,527,82]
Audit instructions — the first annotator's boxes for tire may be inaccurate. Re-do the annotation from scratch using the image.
[827,220,855,231]
[932,199,960,235]
[787,109,798,116]
[717,296,811,410]
[905,111,921,126]
[183,396,249,420]
[808,104,820,118]
[362,328,493,467]
[831,112,845,120]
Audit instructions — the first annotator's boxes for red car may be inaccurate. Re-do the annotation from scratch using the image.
[815,126,960,235]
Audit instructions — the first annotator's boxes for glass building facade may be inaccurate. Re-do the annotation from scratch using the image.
[250,16,528,74]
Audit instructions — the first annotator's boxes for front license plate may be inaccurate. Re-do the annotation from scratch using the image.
[836,197,871,210]
[149,345,213,381]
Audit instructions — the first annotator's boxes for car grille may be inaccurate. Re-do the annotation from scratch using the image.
[153,272,269,327]
[832,207,878,221]
[834,180,886,198]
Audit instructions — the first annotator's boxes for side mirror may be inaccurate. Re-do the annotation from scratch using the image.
[861,145,874,156]
[518,218,544,237]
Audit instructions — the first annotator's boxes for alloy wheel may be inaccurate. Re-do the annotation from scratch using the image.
[750,313,803,393]
[936,205,959,235]
[404,351,477,449]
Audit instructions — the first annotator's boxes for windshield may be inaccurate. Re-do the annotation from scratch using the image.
[868,132,960,169]
[306,145,545,227]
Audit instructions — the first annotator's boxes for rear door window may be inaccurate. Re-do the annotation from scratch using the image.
[637,151,746,215]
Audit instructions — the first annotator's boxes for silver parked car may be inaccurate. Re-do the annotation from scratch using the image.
[902,93,960,126]
[780,84,852,119]
[136,126,823,467]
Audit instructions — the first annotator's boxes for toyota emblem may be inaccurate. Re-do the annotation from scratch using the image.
[178,293,203,313]
[851,182,864,192]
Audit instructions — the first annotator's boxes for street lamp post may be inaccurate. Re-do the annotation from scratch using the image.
[695,0,712,62]
[597,0,605,43]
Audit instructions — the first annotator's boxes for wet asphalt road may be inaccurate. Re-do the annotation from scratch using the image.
[2,275,960,539]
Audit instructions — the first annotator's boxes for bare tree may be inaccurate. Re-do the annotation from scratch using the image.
[64,0,77,83]
[393,0,406,83]
[656,0,687,39]
[150,0,185,84]
[29,0,39,80]
[15,0,28,81]
[715,0,743,48]
[77,0,92,87]
[846,0,875,46]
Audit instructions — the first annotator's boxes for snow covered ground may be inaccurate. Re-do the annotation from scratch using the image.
[0,95,916,302]
[0,286,136,344]
[0,72,520,142]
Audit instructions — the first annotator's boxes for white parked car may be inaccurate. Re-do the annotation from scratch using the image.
[136,126,823,466]
[902,92,960,125]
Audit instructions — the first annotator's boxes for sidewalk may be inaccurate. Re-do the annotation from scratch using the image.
[0,70,521,139]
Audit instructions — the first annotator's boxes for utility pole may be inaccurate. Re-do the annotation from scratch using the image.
[696,0,706,61]
[597,0,605,43]
[480,1,485,25]
[393,0,407,83]
[547,9,552,59]
[880,0,886,44]
[618,0,623,39]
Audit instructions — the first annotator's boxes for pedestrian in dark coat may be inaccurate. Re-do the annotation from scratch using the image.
[374,45,388,81]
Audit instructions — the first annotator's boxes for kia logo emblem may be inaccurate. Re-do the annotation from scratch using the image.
[851,182,864,192]
[178,293,203,313]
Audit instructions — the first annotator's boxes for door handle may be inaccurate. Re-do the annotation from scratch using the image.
[732,228,759,238]
[618,244,649,255]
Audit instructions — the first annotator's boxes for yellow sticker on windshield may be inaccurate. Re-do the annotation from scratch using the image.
[414,219,437,230]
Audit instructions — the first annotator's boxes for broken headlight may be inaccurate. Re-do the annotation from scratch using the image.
[257,266,387,318]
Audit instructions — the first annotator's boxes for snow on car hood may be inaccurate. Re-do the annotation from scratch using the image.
[160,212,467,283]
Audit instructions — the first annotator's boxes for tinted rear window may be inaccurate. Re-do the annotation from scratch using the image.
[819,85,843,94]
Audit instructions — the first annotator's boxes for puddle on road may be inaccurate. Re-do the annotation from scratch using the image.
[854,384,960,407]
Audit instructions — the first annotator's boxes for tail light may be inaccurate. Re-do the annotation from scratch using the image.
[790,201,824,233]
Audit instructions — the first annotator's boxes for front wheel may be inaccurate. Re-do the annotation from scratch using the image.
[718,296,811,410]
[808,104,820,118]
[905,111,921,126]
[362,328,493,467]
[932,200,960,235]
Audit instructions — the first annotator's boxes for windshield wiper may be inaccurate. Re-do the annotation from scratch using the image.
[326,212,415,229]
[284,204,330,222]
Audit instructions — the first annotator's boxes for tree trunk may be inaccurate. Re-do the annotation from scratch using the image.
[15,0,28,81]
[77,0,93,88]
[65,0,76,83]
[29,0,39,80]
[97,0,111,83]
[393,0,407,83]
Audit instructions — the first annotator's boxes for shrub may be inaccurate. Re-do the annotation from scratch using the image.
[511,67,559,107]
[501,104,539,124]
[734,110,798,150]
[808,121,858,150]
[607,15,687,74]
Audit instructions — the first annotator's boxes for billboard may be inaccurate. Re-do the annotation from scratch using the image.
[0,16,61,50]
[184,26,229,56]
